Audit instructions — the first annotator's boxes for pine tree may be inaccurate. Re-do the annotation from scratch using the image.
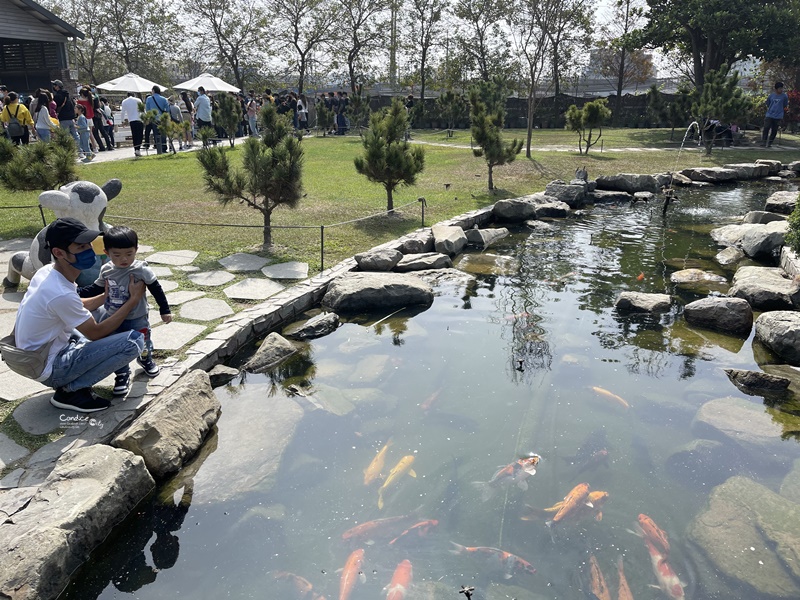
[469,77,522,190]
[692,65,750,155]
[0,128,78,191]
[565,98,612,155]
[196,103,303,248]
[354,99,426,213]
[436,90,468,137]
[213,93,242,147]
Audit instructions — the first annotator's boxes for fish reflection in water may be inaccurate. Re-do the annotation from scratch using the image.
[563,428,610,478]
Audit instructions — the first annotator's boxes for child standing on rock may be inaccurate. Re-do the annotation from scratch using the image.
[79,226,171,396]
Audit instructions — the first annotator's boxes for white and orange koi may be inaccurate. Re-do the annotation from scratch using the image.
[339,548,366,600]
[644,539,685,600]
[635,513,670,556]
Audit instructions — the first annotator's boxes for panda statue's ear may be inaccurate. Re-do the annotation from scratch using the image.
[102,179,122,201]
[38,190,70,210]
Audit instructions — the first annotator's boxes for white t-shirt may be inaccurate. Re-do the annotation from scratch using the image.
[35,106,53,129]
[14,264,92,381]
[120,96,142,122]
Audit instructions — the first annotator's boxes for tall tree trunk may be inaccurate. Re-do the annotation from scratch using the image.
[263,209,272,247]
[488,164,494,190]
[526,85,534,158]
[386,185,394,213]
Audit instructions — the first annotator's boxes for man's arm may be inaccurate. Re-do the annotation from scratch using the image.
[82,293,106,312]
[76,277,145,341]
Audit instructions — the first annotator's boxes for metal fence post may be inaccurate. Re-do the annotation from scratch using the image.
[320,225,325,272]
[39,205,47,227]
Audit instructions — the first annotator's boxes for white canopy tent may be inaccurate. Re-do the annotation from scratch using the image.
[96,73,166,93]
[174,73,240,93]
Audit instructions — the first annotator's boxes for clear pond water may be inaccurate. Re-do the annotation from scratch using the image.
[62,181,800,600]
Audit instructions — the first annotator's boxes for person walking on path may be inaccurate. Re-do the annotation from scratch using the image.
[761,81,789,147]
[120,92,144,157]
[145,86,169,154]
[0,92,34,145]
[194,87,213,143]
[13,218,147,413]
[52,80,79,144]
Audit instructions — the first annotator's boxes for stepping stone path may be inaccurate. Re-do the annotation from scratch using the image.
[165,290,206,305]
[150,322,206,350]
[261,261,309,279]
[224,278,284,300]
[148,266,173,277]
[180,298,234,321]
[0,433,27,469]
[145,250,199,265]
[159,280,179,292]
[219,252,271,272]
[188,270,236,286]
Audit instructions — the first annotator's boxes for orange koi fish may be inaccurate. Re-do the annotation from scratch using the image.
[339,548,366,600]
[473,454,541,501]
[341,515,415,543]
[644,539,685,599]
[588,555,611,600]
[364,438,393,486]
[450,543,536,579]
[389,519,438,545]
[547,482,592,526]
[420,389,441,412]
[591,386,630,409]
[637,272,645,281]
[617,556,634,600]
[273,571,327,600]
[383,559,413,600]
[636,513,670,556]
[523,490,609,523]
[378,455,416,509]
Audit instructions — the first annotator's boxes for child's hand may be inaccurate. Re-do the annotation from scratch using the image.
[161,314,173,324]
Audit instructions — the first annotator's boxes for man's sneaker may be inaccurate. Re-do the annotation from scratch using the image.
[50,388,110,413]
[137,355,160,377]
[113,371,131,397]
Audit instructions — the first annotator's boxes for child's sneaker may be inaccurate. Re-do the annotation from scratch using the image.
[113,371,131,396]
[137,355,160,377]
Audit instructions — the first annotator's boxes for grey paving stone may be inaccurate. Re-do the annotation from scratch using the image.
[148,266,173,277]
[150,322,206,350]
[0,292,24,312]
[219,252,271,272]
[144,249,199,265]
[261,261,309,280]
[165,290,206,305]
[177,265,201,272]
[0,363,49,401]
[148,310,166,327]
[180,298,234,321]
[158,280,179,292]
[0,467,24,488]
[137,244,154,254]
[13,391,65,435]
[0,432,28,469]
[223,278,284,300]
[188,270,236,286]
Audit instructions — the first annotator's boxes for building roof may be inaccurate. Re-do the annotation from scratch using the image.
[6,0,84,39]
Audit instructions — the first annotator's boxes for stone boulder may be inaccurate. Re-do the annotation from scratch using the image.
[243,331,299,372]
[715,246,745,266]
[354,248,403,271]
[113,370,221,478]
[742,210,786,224]
[669,172,693,186]
[665,439,745,488]
[710,223,762,247]
[399,230,434,254]
[722,163,770,179]
[431,224,467,255]
[740,220,788,258]
[755,311,800,365]
[780,247,800,279]
[465,227,509,248]
[615,291,672,313]
[588,189,633,203]
[533,200,570,218]
[284,312,340,340]
[394,252,453,272]
[778,170,797,178]
[595,173,660,193]
[0,446,154,600]
[683,297,752,335]
[728,266,800,311]
[670,268,727,285]
[633,191,655,202]
[544,181,587,208]
[679,167,739,182]
[764,190,798,215]
[525,220,556,232]
[788,160,800,173]
[207,364,239,387]
[723,368,790,393]
[493,197,537,221]
[687,476,800,599]
[322,272,434,312]
[755,158,783,174]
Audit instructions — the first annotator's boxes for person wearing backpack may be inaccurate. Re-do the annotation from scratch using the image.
[0,91,34,145]
[145,85,169,154]
[52,80,79,144]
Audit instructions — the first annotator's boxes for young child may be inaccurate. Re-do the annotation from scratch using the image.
[79,226,171,396]
[75,104,93,160]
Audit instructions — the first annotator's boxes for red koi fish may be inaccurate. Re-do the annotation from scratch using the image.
[384,559,413,600]
[636,513,670,556]
[473,454,541,501]
[273,571,327,600]
[617,556,634,600]
[588,555,611,600]
[450,542,536,579]
[389,519,438,545]
[339,548,366,600]
[644,539,685,599]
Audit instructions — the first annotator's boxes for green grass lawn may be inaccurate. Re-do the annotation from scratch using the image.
[1,128,799,272]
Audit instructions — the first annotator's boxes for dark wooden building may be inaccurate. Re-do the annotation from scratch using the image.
[0,0,83,94]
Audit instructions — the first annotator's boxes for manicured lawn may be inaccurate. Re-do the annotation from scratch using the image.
[1,129,799,272]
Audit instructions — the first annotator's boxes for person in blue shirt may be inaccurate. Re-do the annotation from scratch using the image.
[145,85,169,153]
[761,82,789,147]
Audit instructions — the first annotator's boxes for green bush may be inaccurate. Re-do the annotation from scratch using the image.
[785,194,800,254]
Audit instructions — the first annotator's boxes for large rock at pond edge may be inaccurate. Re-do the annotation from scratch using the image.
[355,248,403,271]
[740,220,788,258]
[431,224,467,255]
[0,445,154,600]
[742,210,786,224]
[722,163,770,179]
[595,173,660,193]
[756,159,783,174]
[615,291,672,313]
[544,181,587,207]
[465,227,509,248]
[244,331,299,372]
[755,311,800,365]
[728,266,800,311]
[670,268,727,285]
[394,252,453,272]
[493,197,537,221]
[208,364,239,387]
[284,312,340,340]
[715,246,745,266]
[113,370,220,478]
[322,272,434,312]
[534,200,570,218]
[724,368,790,392]
[687,476,800,599]
[588,189,633,203]
[710,223,762,247]
[399,230,434,254]
[764,190,798,215]
[683,297,752,335]
[680,167,738,182]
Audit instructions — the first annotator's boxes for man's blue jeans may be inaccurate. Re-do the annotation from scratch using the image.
[43,330,144,392]
[59,119,80,144]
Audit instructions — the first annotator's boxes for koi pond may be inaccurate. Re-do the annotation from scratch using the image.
[62,180,800,600]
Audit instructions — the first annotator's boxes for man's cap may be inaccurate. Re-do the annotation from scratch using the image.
[51,79,64,87]
[45,217,100,250]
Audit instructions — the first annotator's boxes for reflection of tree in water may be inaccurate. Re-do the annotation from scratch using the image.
[374,317,409,346]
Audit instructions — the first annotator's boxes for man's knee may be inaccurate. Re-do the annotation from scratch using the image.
[124,330,146,355]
